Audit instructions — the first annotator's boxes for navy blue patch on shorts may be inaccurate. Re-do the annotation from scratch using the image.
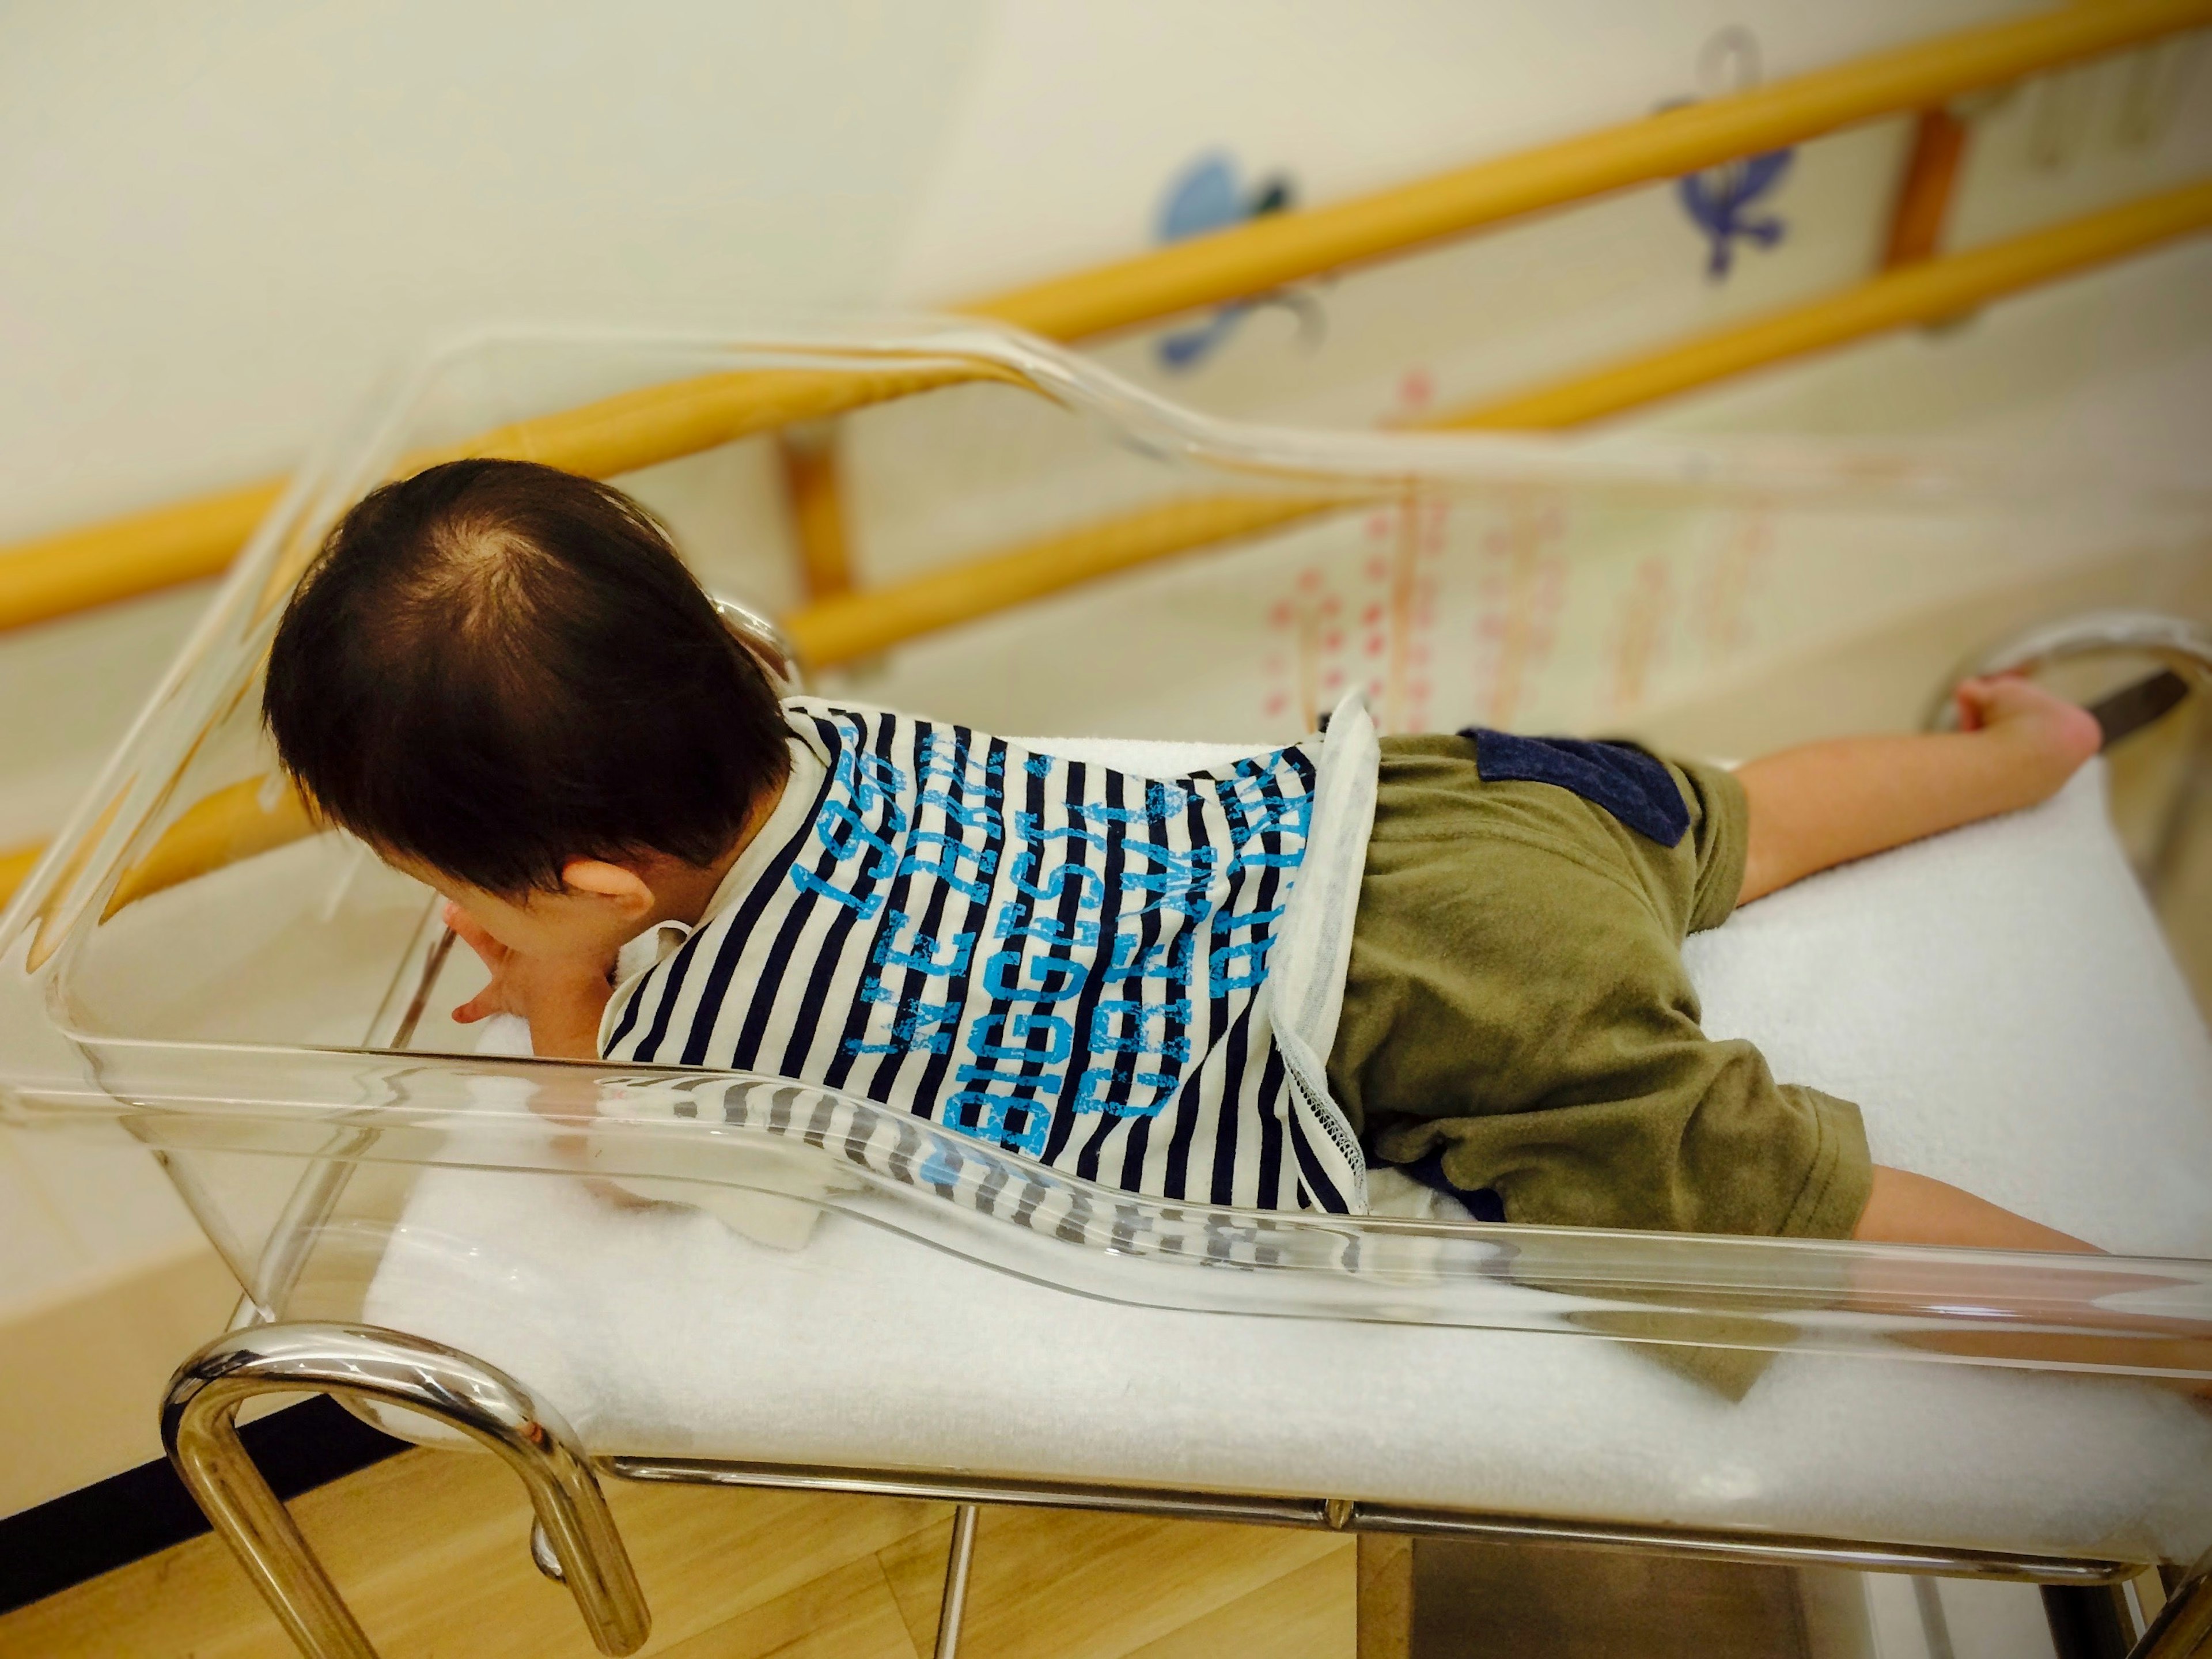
[1463,727,1690,848]
[1390,1146,1508,1223]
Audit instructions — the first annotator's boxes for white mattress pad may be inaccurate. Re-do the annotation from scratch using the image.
[364,759,2212,1562]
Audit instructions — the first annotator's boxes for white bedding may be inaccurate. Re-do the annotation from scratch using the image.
[366,760,2212,1562]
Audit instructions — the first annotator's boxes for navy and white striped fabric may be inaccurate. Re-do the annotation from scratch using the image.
[601,699,1365,1212]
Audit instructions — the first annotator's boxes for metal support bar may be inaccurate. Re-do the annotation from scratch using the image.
[2129,1544,2212,1658]
[613,1455,1334,1528]
[610,1455,2145,1585]
[1342,1502,2138,1586]
[163,1323,650,1659]
[2047,1581,2143,1658]
[934,1503,980,1659]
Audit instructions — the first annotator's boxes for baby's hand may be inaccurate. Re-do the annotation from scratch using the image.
[445,904,514,1024]
[1953,675,2103,792]
[445,903,613,1059]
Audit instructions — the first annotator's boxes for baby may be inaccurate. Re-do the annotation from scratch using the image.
[264,457,2107,1254]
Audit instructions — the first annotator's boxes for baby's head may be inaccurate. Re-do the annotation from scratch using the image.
[263,458,790,960]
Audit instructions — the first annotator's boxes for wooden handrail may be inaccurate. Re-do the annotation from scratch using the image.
[786,494,1349,668]
[0,843,41,907]
[2,0,2205,636]
[0,361,1004,635]
[1437,176,2212,431]
[97,776,319,920]
[786,180,2212,669]
[972,0,2212,340]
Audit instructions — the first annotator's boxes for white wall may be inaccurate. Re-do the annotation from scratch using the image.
[0,0,993,540]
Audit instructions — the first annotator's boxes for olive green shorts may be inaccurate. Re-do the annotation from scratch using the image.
[1328,733,1872,1243]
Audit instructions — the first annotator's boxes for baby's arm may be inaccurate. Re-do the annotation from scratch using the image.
[1734,677,2100,904]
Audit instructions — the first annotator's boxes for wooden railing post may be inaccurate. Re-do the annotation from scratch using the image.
[1883,106,1971,268]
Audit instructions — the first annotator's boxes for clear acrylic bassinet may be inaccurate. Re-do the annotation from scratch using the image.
[3,324,2210,1623]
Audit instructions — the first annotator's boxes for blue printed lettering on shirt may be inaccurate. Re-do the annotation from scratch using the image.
[669,707,1327,1188]
[896,830,999,901]
[1228,791,1310,844]
[1073,1064,1181,1116]
[968,1010,1075,1066]
[872,912,976,978]
[816,797,905,877]
[919,789,1001,831]
[944,1090,1051,1155]
[916,737,1002,803]
[846,982,963,1055]
[980,950,1090,1004]
[834,744,908,810]
[1209,937,1275,991]
[1013,813,1110,854]
[1064,784,1196,825]
[1090,999,1194,1060]
[789,863,885,917]
[1107,929,1196,983]
[995,906,1101,949]
[1118,843,1217,915]
[1007,851,1107,909]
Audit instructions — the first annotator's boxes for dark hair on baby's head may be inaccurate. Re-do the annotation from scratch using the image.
[263,459,789,896]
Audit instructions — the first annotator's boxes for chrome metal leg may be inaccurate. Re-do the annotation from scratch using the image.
[2044,1581,2139,1658]
[1915,1577,1960,1659]
[933,1503,980,1659]
[162,1322,650,1659]
[2128,1544,2212,1659]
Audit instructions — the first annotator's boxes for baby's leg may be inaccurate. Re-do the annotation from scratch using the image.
[1855,1165,2096,1251]
[1735,677,2101,904]
[1851,1187,2212,1392]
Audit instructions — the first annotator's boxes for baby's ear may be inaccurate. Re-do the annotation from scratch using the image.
[560,858,653,916]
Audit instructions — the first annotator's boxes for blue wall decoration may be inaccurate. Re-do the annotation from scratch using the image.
[1154,151,1309,370]
[1676,147,1796,281]
[1669,28,1794,282]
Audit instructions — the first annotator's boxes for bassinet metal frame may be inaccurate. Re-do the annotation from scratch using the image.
[162,1319,2206,1659]
[154,611,2212,1659]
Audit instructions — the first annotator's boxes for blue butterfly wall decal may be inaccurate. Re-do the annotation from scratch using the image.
[1154,151,1315,370]
[1676,146,1796,280]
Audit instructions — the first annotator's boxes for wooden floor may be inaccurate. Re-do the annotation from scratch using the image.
[0,1446,1355,1658]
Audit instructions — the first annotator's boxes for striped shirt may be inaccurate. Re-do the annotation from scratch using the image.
[600,696,1379,1212]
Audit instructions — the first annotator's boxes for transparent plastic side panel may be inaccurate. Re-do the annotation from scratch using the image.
[827,361,2212,747]
[0,326,2206,1565]
[65,1060,2212,1565]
